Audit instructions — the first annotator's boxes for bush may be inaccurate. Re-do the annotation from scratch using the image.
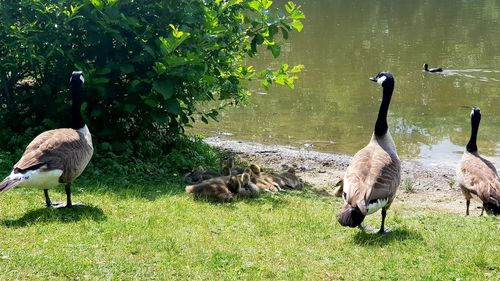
[79,135,223,185]
[0,0,304,157]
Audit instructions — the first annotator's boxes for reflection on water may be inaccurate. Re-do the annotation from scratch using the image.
[190,0,500,167]
[430,68,500,82]
[418,138,500,168]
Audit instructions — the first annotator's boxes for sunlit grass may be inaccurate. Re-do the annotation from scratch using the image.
[0,182,498,280]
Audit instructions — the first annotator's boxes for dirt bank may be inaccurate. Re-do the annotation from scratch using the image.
[204,137,483,216]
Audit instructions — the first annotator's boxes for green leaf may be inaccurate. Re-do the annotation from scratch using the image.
[90,0,102,8]
[291,64,304,73]
[248,1,261,11]
[166,99,181,115]
[290,9,305,20]
[291,20,303,32]
[144,46,155,57]
[144,98,157,108]
[91,108,103,118]
[100,142,113,151]
[269,44,281,58]
[152,80,174,100]
[96,67,111,75]
[92,77,110,84]
[123,104,136,113]
[269,25,279,38]
[151,111,168,124]
[169,24,184,39]
[120,64,134,74]
[263,0,273,9]
[280,26,290,39]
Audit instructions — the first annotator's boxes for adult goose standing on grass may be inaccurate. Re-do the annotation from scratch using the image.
[337,71,401,234]
[457,108,500,216]
[0,71,93,208]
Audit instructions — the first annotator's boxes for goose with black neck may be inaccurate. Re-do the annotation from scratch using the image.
[337,71,401,234]
[457,107,500,216]
[0,71,93,208]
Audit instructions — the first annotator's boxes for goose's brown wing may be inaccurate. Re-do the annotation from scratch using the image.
[457,152,500,204]
[345,142,400,214]
[15,128,93,182]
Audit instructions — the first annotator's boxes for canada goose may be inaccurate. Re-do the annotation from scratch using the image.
[184,166,221,184]
[222,157,245,176]
[237,172,260,198]
[249,164,282,192]
[272,167,303,189]
[0,71,93,208]
[333,178,344,197]
[457,108,500,216]
[185,175,240,202]
[337,71,401,234]
[423,63,443,73]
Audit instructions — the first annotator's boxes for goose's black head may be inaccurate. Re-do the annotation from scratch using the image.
[423,63,429,71]
[470,107,481,126]
[369,71,394,88]
[69,71,84,89]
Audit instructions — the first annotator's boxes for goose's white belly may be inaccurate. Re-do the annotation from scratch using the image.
[12,169,63,189]
[367,198,389,215]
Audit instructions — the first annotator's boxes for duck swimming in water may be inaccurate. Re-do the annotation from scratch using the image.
[423,63,443,73]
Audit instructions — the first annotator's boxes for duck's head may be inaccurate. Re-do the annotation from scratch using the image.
[369,71,394,88]
[470,107,481,124]
[69,71,84,89]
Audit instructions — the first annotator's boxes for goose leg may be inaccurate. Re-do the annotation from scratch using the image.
[44,189,64,208]
[378,208,387,234]
[62,183,83,208]
[466,199,470,216]
[44,189,52,207]
[480,207,484,217]
[65,183,73,208]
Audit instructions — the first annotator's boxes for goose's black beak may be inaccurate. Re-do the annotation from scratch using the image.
[369,76,377,82]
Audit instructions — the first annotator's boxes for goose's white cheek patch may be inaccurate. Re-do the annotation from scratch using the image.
[377,76,387,85]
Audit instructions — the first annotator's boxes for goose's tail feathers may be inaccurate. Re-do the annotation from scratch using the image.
[0,177,22,193]
[185,185,195,193]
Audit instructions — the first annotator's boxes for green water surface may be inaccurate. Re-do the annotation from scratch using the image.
[192,0,500,167]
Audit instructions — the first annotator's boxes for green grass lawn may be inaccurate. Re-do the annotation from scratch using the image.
[0,181,498,280]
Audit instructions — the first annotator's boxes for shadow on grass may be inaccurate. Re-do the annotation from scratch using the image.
[80,178,187,201]
[352,227,423,247]
[1,205,106,228]
[237,194,290,209]
[186,193,291,210]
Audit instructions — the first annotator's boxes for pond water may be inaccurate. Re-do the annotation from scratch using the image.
[191,0,500,167]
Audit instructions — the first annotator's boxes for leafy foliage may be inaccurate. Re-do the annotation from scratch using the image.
[0,0,304,156]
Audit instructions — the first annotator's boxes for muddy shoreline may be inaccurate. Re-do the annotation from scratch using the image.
[204,137,481,215]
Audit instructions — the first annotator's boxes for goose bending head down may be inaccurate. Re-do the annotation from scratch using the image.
[457,108,500,216]
[337,71,401,234]
[0,71,93,208]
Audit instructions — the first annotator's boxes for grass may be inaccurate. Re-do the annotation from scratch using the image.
[401,179,415,193]
[0,181,498,280]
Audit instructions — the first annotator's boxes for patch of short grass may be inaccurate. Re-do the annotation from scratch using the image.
[0,183,498,280]
[401,179,416,193]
